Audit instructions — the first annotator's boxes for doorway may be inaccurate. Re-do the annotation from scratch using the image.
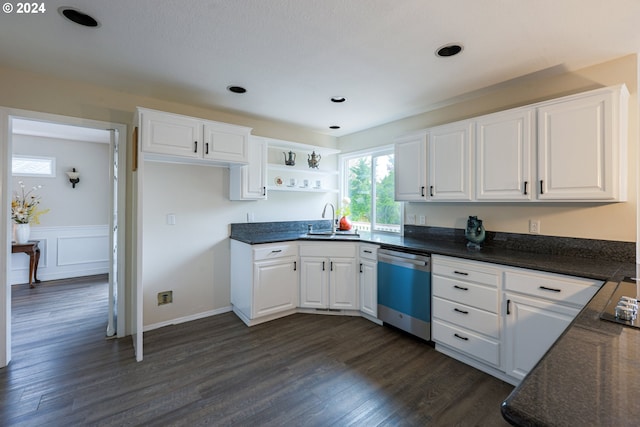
[1,109,127,367]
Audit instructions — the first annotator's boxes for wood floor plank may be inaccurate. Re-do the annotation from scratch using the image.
[1,277,513,426]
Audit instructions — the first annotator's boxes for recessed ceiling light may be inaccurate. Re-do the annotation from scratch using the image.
[329,125,341,130]
[227,85,247,94]
[436,43,463,57]
[58,7,100,27]
[331,97,346,103]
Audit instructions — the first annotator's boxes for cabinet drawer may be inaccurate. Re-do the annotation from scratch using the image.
[433,296,499,338]
[432,256,500,287]
[299,243,356,258]
[432,275,498,313]
[253,243,298,261]
[432,319,500,367]
[359,244,378,261]
[504,270,601,306]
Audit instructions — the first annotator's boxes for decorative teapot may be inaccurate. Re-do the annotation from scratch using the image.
[308,151,321,169]
[465,215,486,250]
[283,151,296,166]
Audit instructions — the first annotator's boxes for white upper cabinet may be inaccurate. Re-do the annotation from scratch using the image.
[138,107,252,165]
[537,85,628,201]
[203,121,249,163]
[140,108,202,159]
[230,136,267,200]
[429,120,473,201]
[394,132,428,201]
[475,108,534,200]
[393,84,628,203]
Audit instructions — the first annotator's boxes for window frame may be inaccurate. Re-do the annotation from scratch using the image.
[339,145,403,234]
[11,154,57,178]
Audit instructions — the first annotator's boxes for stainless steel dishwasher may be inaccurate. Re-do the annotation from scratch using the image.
[377,249,431,341]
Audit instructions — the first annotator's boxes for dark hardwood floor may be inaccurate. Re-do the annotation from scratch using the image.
[2,277,513,426]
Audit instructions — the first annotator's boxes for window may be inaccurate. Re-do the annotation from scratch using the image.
[340,146,402,233]
[12,155,56,177]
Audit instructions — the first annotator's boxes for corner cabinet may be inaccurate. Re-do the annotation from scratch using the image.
[299,242,358,310]
[537,86,629,201]
[138,107,251,165]
[230,240,299,326]
[394,84,629,203]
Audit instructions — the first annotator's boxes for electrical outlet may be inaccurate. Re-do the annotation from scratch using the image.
[418,215,426,225]
[529,219,540,234]
[157,291,173,305]
[166,214,176,225]
[406,214,416,225]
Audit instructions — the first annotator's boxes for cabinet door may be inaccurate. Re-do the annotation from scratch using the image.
[476,108,534,200]
[504,293,578,381]
[537,91,615,200]
[394,132,428,201]
[429,121,473,200]
[203,122,249,163]
[359,259,377,317]
[329,258,357,309]
[253,258,298,318]
[299,257,328,308]
[230,137,267,200]
[140,109,202,158]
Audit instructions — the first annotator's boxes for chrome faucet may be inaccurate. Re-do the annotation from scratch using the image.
[322,202,336,233]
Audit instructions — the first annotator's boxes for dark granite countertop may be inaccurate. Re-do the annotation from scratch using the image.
[501,275,640,426]
[231,227,631,282]
[231,221,638,426]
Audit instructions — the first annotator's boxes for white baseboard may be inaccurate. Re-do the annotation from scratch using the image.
[143,306,233,332]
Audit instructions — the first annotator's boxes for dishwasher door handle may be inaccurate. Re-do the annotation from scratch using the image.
[378,253,428,268]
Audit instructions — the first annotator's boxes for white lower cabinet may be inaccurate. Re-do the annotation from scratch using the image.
[502,268,600,382]
[431,255,502,371]
[432,254,601,386]
[299,243,358,310]
[230,240,299,326]
[504,292,578,381]
[359,244,379,318]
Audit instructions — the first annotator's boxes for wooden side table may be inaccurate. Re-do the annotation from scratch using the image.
[12,241,41,288]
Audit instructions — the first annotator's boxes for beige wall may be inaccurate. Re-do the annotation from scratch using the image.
[338,55,639,242]
[0,65,339,327]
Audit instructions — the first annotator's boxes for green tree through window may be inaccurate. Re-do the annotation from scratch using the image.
[343,149,400,233]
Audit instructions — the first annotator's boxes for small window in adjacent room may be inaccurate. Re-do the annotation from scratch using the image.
[12,155,56,177]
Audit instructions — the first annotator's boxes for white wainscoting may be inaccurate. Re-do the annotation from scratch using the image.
[11,225,109,285]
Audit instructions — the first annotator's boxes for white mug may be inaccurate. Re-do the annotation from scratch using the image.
[303,179,309,187]
[289,178,297,186]
[315,180,322,188]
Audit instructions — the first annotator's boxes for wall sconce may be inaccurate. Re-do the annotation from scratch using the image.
[66,168,80,188]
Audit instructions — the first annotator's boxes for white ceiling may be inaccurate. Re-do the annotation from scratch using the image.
[1,0,639,136]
